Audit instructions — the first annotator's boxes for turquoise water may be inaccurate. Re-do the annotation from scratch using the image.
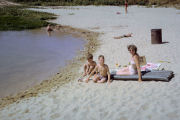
[0,28,85,97]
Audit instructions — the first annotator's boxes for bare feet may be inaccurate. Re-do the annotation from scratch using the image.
[85,78,89,83]
[78,78,83,82]
[108,79,113,83]
[138,79,142,82]
[83,73,87,77]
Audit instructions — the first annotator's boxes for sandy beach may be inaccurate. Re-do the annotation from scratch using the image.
[0,5,180,120]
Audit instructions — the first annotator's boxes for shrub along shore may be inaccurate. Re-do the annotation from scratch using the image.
[9,0,180,7]
[0,6,56,31]
[0,0,179,31]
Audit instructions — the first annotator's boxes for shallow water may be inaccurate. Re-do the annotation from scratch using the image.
[0,28,85,98]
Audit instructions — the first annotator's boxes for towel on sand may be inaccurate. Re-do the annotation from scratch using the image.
[141,63,161,71]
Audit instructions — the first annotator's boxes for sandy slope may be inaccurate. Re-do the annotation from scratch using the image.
[0,6,180,120]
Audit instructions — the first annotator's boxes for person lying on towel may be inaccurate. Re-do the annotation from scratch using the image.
[116,44,142,82]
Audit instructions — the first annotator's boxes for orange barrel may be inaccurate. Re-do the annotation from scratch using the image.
[151,29,162,44]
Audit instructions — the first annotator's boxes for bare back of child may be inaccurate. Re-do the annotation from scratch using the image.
[83,60,96,77]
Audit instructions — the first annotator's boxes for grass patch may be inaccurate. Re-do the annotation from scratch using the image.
[8,0,180,6]
[0,6,57,31]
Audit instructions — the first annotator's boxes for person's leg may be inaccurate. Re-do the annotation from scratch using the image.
[114,36,124,39]
[78,64,88,82]
[116,67,131,75]
[125,5,128,13]
[93,74,100,83]
[97,77,107,83]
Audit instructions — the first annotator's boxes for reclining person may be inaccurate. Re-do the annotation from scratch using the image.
[116,45,142,82]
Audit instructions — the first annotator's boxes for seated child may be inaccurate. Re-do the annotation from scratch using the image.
[78,53,96,82]
[86,55,111,83]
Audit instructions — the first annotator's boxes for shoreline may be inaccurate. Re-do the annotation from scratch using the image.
[0,25,100,109]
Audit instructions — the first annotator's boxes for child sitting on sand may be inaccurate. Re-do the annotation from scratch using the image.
[86,55,111,83]
[78,53,96,82]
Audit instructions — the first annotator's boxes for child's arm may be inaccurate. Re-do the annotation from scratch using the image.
[86,66,98,83]
[88,66,94,75]
[88,62,97,75]
[86,64,90,73]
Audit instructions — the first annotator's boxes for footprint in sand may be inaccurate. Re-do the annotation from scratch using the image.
[50,113,61,119]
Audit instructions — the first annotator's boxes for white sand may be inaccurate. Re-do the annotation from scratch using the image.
[1,6,180,120]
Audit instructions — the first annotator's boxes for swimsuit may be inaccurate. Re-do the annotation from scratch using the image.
[129,58,138,75]
[125,3,128,7]
[97,73,107,81]
[96,65,107,81]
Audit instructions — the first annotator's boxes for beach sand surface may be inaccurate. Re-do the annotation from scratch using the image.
[0,6,180,120]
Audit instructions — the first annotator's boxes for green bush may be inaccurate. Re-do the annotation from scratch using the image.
[9,0,180,6]
[0,6,56,31]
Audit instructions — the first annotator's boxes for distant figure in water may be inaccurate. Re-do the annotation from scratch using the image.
[125,0,128,13]
[47,24,53,32]
[46,24,53,36]
[114,33,132,39]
